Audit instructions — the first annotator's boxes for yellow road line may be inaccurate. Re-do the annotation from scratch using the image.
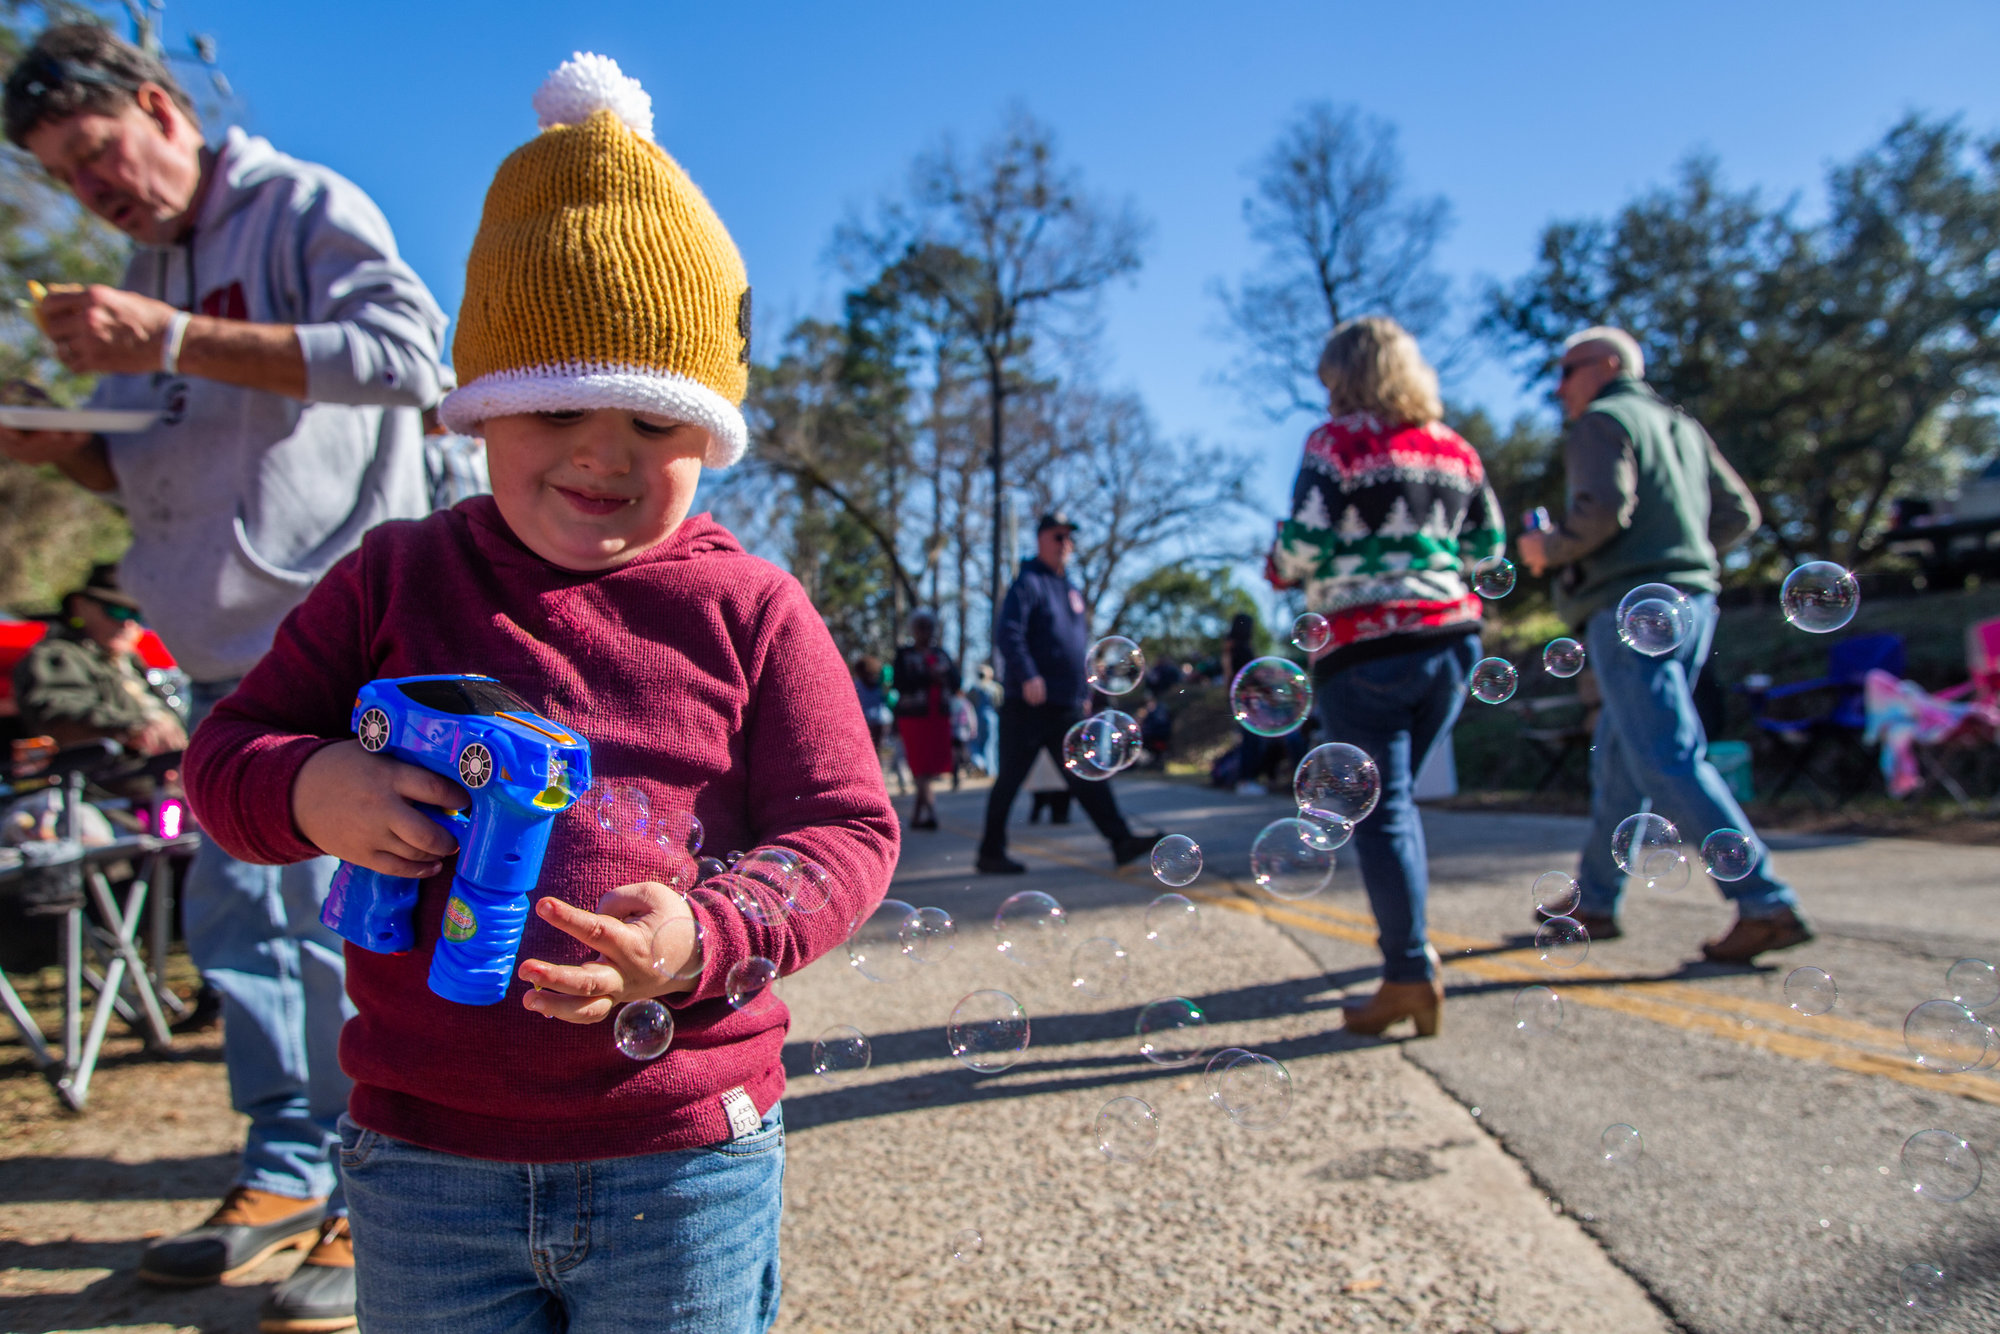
[939,819,2000,1108]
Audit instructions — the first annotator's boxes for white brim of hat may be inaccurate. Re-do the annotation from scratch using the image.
[438,363,748,468]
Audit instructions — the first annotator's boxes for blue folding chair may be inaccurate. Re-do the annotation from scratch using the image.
[1743,634,1907,803]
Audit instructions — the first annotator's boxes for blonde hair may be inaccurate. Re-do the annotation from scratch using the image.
[1317,317,1443,429]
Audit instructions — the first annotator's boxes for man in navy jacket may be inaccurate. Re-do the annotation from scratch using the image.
[978,513,1156,873]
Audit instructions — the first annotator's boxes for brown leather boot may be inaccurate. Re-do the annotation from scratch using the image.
[259,1216,356,1333]
[139,1186,326,1286]
[1702,907,1814,964]
[1342,978,1445,1038]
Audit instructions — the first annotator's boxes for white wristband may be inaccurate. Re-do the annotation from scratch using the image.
[161,311,192,375]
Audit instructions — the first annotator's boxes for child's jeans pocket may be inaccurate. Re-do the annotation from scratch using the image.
[337,1112,380,1170]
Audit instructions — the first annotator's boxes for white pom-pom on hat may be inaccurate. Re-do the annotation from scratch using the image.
[532,52,654,143]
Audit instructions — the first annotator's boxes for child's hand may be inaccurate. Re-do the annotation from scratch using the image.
[293,740,467,877]
[519,882,700,1023]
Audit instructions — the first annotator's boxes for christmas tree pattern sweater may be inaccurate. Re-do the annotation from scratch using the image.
[1270,413,1505,671]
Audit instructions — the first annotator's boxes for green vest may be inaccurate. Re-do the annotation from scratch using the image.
[1554,379,1721,627]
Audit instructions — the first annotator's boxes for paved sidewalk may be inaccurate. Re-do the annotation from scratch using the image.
[772,777,1672,1333]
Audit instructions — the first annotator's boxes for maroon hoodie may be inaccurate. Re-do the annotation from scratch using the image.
[185,497,898,1162]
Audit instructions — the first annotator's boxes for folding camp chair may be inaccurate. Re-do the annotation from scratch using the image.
[0,746,197,1111]
[1743,634,1907,805]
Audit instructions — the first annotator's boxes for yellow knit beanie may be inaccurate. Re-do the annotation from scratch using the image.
[438,53,752,467]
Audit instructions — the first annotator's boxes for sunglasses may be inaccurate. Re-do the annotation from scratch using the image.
[95,600,142,624]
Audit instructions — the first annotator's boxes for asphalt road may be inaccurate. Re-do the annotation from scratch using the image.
[1007,774,2000,1333]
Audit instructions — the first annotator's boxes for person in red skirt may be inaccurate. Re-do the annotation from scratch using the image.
[892,610,958,830]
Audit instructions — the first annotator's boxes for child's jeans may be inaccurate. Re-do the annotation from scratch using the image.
[339,1106,784,1334]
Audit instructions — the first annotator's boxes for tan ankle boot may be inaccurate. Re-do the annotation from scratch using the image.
[1342,979,1445,1038]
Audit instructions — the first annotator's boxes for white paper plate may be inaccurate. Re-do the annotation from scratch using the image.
[0,406,160,433]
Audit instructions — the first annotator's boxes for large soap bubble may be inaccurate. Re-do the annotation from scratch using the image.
[1135,996,1209,1066]
[1780,561,1859,634]
[1249,817,1336,900]
[947,990,1030,1072]
[1291,612,1331,652]
[1149,834,1202,887]
[1469,657,1519,704]
[995,890,1069,968]
[1085,636,1145,694]
[1230,657,1313,737]
[613,999,674,1060]
[1616,583,1695,657]
[1294,742,1380,826]
[846,898,920,983]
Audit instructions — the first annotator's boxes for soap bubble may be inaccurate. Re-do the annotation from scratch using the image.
[1699,829,1761,883]
[1611,812,1682,875]
[1616,583,1694,657]
[1062,715,1123,780]
[1230,657,1313,737]
[1070,937,1130,998]
[947,990,1030,1072]
[1086,636,1145,694]
[725,956,777,1010]
[1095,1095,1161,1162]
[995,890,1069,968]
[785,857,832,915]
[1214,1052,1292,1129]
[723,871,790,929]
[1203,1047,1250,1098]
[1473,555,1517,599]
[899,905,956,965]
[847,898,919,983]
[695,855,728,883]
[1899,1262,1948,1313]
[1902,1130,1982,1202]
[1144,893,1198,950]
[1300,812,1353,852]
[1904,999,1993,1073]
[1535,915,1590,969]
[1948,958,2000,1010]
[811,1025,871,1083]
[1468,657,1519,705]
[1513,985,1563,1034]
[1250,817,1336,900]
[1291,612,1331,652]
[1600,1123,1643,1167]
[1135,996,1209,1066]
[1543,637,1586,678]
[1781,561,1860,634]
[1640,844,1691,893]
[1294,742,1381,825]
[613,999,674,1060]
[653,809,702,855]
[1150,834,1202,886]
[1533,871,1581,918]
[649,910,704,983]
[1784,966,1838,1016]
[949,1227,984,1264]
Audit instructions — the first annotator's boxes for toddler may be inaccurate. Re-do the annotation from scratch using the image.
[185,53,897,1334]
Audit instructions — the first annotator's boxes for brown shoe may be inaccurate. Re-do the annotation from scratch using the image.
[139,1185,326,1286]
[1701,907,1814,964]
[259,1216,356,1333]
[1342,978,1445,1038]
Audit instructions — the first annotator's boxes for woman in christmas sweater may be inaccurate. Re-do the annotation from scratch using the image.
[1269,317,1503,1038]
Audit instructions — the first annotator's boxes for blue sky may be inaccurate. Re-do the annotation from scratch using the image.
[138,0,2000,522]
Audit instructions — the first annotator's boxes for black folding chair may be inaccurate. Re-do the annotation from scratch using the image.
[0,742,199,1111]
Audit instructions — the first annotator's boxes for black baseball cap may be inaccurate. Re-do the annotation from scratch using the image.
[1036,511,1077,535]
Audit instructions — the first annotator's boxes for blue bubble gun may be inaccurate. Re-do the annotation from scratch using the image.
[318,674,593,1006]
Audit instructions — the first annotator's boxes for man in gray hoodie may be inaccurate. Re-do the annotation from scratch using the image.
[2,24,446,1332]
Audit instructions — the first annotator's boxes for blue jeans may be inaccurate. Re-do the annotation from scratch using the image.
[1578,595,1799,919]
[1314,635,1477,983]
[184,679,351,1206]
[339,1107,785,1334]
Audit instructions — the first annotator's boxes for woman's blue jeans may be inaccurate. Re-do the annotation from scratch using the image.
[1314,635,1477,983]
[1577,594,1799,918]
[340,1107,785,1334]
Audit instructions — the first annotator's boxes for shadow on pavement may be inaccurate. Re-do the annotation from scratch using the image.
[0,1151,238,1202]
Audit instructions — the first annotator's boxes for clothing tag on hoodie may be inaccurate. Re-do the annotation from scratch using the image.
[722,1086,761,1140]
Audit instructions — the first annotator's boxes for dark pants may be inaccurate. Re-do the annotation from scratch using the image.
[1314,635,1477,984]
[979,701,1134,859]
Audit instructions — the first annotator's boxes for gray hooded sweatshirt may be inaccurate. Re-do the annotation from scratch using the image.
[86,128,447,683]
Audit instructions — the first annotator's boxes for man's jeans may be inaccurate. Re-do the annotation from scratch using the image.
[978,700,1135,859]
[1314,635,1476,984]
[1578,595,1799,918]
[184,679,351,1206]
[340,1107,785,1334]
